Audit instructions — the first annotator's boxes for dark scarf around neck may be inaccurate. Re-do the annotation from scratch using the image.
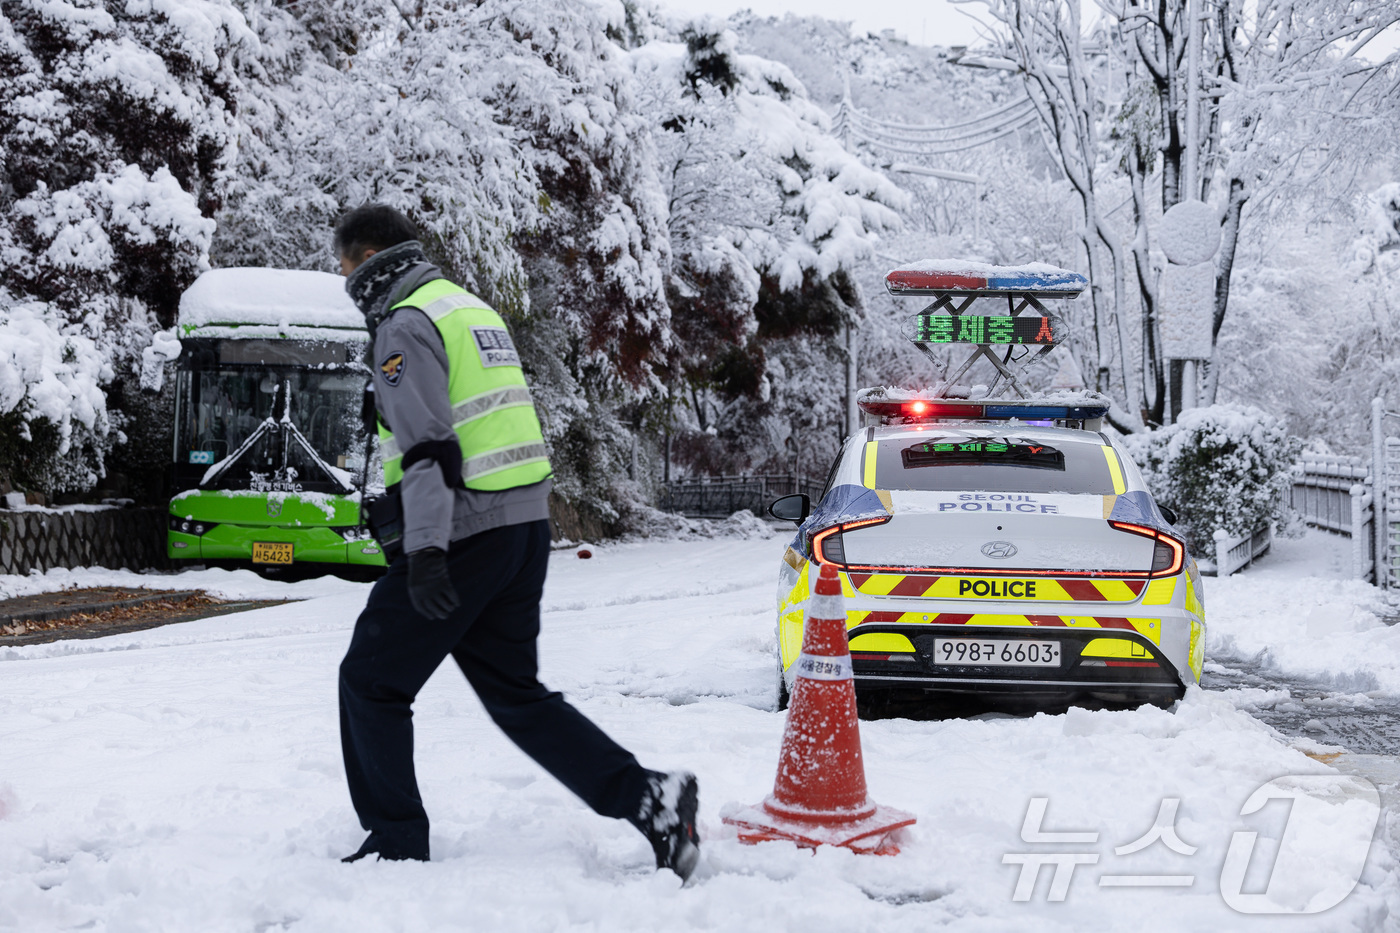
[345,240,429,336]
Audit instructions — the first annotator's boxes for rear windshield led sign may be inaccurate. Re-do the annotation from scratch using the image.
[902,441,1064,470]
[914,314,1056,345]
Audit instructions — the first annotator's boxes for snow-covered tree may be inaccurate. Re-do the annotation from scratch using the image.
[627,16,905,478]
[0,0,251,496]
[215,0,674,527]
[972,0,1400,425]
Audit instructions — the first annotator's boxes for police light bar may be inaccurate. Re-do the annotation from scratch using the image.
[857,398,1111,423]
[885,261,1087,297]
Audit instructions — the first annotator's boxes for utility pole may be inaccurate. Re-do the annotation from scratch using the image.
[1180,0,1203,412]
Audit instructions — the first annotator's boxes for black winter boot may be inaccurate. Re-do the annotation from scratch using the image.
[341,832,427,863]
[633,772,700,882]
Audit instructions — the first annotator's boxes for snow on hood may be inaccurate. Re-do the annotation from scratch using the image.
[178,268,364,334]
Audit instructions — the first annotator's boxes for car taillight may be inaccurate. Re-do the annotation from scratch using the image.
[1109,521,1184,577]
[810,516,890,567]
[819,530,847,563]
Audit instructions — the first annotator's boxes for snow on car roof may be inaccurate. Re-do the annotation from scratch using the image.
[178,268,364,337]
[885,259,1087,296]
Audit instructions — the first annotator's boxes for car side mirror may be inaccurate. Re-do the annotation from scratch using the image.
[769,494,810,524]
[1159,505,1179,526]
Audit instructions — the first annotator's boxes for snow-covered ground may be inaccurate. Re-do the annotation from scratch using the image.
[3,529,1399,931]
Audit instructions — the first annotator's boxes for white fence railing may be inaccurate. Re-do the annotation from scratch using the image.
[1212,524,1273,577]
[1289,455,1376,582]
[1291,455,1368,534]
[1208,398,1399,586]
[1387,437,1400,591]
[1352,485,1376,584]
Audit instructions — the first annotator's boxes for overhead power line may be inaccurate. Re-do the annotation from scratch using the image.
[838,95,1035,135]
[841,114,1039,155]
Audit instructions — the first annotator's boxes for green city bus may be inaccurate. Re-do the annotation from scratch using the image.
[166,268,386,575]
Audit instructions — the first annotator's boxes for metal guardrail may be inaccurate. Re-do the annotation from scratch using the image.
[659,475,825,519]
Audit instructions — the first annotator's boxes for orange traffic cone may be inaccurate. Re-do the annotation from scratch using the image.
[722,562,916,854]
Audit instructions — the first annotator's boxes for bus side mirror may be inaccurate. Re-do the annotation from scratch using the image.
[769,494,810,524]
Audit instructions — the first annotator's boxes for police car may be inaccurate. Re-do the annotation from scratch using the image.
[769,262,1205,712]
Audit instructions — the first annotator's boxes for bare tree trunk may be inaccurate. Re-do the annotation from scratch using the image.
[1129,154,1166,423]
[1203,176,1248,405]
[1079,229,1108,386]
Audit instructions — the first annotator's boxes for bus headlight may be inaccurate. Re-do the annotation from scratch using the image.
[169,517,218,536]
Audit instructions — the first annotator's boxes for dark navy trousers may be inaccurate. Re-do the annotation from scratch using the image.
[338,519,650,859]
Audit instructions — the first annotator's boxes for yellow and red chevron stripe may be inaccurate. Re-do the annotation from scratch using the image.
[846,611,1163,645]
[847,572,1146,602]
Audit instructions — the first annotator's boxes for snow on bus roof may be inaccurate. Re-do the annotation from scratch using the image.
[885,259,1087,296]
[178,268,364,335]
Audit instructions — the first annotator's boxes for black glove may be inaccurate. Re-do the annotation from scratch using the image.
[407,547,460,620]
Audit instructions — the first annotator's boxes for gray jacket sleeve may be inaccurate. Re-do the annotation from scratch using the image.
[372,310,455,554]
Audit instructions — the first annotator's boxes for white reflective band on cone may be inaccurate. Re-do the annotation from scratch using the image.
[806,591,845,622]
[794,652,854,682]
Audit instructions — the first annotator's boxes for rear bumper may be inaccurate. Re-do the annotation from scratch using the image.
[168,527,386,566]
[853,673,1183,705]
[833,623,1184,704]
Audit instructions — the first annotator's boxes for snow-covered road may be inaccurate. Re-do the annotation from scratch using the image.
[3,532,1399,931]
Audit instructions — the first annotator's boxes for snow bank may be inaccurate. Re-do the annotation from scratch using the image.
[178,267,364,333]
[1205,530,1400,692]
[0,536,1395,930]
[0,564,366,604]
[618,505,780,543]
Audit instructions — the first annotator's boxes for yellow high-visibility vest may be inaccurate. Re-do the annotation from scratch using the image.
[378,279,551,491]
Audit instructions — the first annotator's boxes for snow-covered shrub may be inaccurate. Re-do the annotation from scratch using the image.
[0,296,114,493]
[1122,404,1301,552]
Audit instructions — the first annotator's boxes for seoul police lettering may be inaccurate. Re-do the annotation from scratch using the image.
[938,493,1059,514]
[959,579,1037,598]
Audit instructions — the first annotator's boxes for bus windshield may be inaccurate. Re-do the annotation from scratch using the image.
[176,367,367,481]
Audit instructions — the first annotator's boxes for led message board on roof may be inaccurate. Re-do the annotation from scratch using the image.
[902,440,1064,471]
[914,314,1057,345]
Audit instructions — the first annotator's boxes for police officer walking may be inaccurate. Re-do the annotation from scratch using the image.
[335,204,700,880]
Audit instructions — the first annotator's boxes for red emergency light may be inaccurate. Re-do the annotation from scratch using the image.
[858,398,987,421]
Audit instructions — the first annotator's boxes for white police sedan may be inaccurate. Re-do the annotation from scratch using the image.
[770,395,1204,712]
